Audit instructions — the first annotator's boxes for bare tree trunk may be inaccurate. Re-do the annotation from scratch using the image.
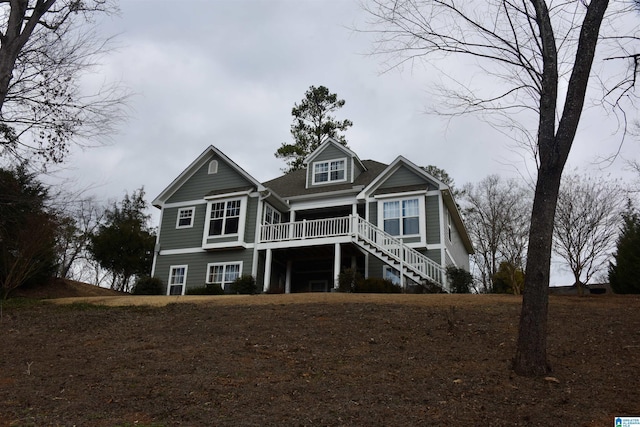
[513,163,563,376]
[513,0,609,376]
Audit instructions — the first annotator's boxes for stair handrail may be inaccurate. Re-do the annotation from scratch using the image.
[351,215,444,288]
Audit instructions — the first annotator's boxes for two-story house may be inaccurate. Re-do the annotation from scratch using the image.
[151,138,473,294]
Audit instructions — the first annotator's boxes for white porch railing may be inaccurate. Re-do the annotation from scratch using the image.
[260,216,352,242]
[259,215,445,289]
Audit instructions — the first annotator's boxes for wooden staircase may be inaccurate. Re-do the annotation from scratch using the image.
[350,216,446,291]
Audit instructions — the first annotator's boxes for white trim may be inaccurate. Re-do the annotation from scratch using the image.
[205,261,243,289]
[377,196,426,242]
[374,190,428,200]
[202,196,248,248]
[208,160,218,174]
[158,244,255,256]
[150,208,164,278]
[285,187,362,201]
[357,155,447,200]
[162,200,207,209]
[303,137,364,170]
[167,265,188,296]
[175,206,196,229]
[159,247,206,256]
[263,203,282,225]
[311,157,348,185]
[289,194,357,212]
[152,145,266,207]
[204,190,252,201]
[438,193,447,272]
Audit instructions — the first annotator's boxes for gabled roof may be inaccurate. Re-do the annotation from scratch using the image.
[152,145,265,208]
[303,137,366,171]
[263,160,388,199]
[357,155,446,198]
[357,156,473,254]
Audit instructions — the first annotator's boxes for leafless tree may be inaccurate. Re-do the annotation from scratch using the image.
[54,196,105,280]
[462,175,531,293]
[363,0,639,376]
[553,173,626,295]
[0,0,126,165]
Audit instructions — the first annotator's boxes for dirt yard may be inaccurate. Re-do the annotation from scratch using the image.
[1,291,639,426]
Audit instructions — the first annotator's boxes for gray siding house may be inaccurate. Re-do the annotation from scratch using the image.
[151,138,474,295]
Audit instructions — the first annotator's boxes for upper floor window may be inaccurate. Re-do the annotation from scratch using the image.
[264,204,281,225]
[383,198,420,236]
[176,207,195,229]
[447,210,453,242]
[208,160,218,174]
[313,158,346,184]
[208,199,241,236]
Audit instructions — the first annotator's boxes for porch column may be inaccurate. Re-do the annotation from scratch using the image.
[263,248,272,293]
[334,243,341,290]
[285,260,292,294]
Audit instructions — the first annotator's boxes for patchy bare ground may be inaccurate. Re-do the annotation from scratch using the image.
[1,288,639,426]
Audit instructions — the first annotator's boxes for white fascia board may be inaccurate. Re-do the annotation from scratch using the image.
[289,194,358,211]
[373,190,428,200]
[153,145,266,207]
[286,187,363,202]
[162,200,208,209]
[303,137,366,171]
[358,155,448,199]
[204,189,253,200]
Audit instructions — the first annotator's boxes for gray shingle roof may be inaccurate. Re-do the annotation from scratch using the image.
[262,160,388,199]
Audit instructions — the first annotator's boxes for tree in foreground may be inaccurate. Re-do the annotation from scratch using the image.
[275,85,353,173]
[609,205,640,294]
[554,174,625,295]
[0,0,126,166]
[89,188,156,292]
[0,164,58,299]
[364,0,639,376]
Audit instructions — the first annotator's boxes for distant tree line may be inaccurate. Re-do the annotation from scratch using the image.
[460,172,638,295]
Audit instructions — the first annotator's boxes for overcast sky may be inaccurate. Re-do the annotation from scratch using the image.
[52,0,640,285]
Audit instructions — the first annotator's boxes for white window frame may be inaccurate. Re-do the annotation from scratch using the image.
[176,206,195,229]
[381,197,421,237]
[206,261,243,290]
[203,196,246,236]
[167,265,188,295]
[447,210,453,242]
[263,204,281,225]
[208,160,218,174]
[312,157,347,185]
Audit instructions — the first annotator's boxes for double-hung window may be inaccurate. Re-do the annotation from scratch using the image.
[383,198,420,236]
[207,262,242,290]
[313,158,346,184]
[264,204,281,225]
[176,207,195,228]
[208,199,241,236]
[168,265,187,295]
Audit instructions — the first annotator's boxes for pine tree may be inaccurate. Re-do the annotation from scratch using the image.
[609,206,640,294]
[275,85,353,173]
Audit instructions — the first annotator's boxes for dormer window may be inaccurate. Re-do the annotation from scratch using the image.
[313,158,346,184]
